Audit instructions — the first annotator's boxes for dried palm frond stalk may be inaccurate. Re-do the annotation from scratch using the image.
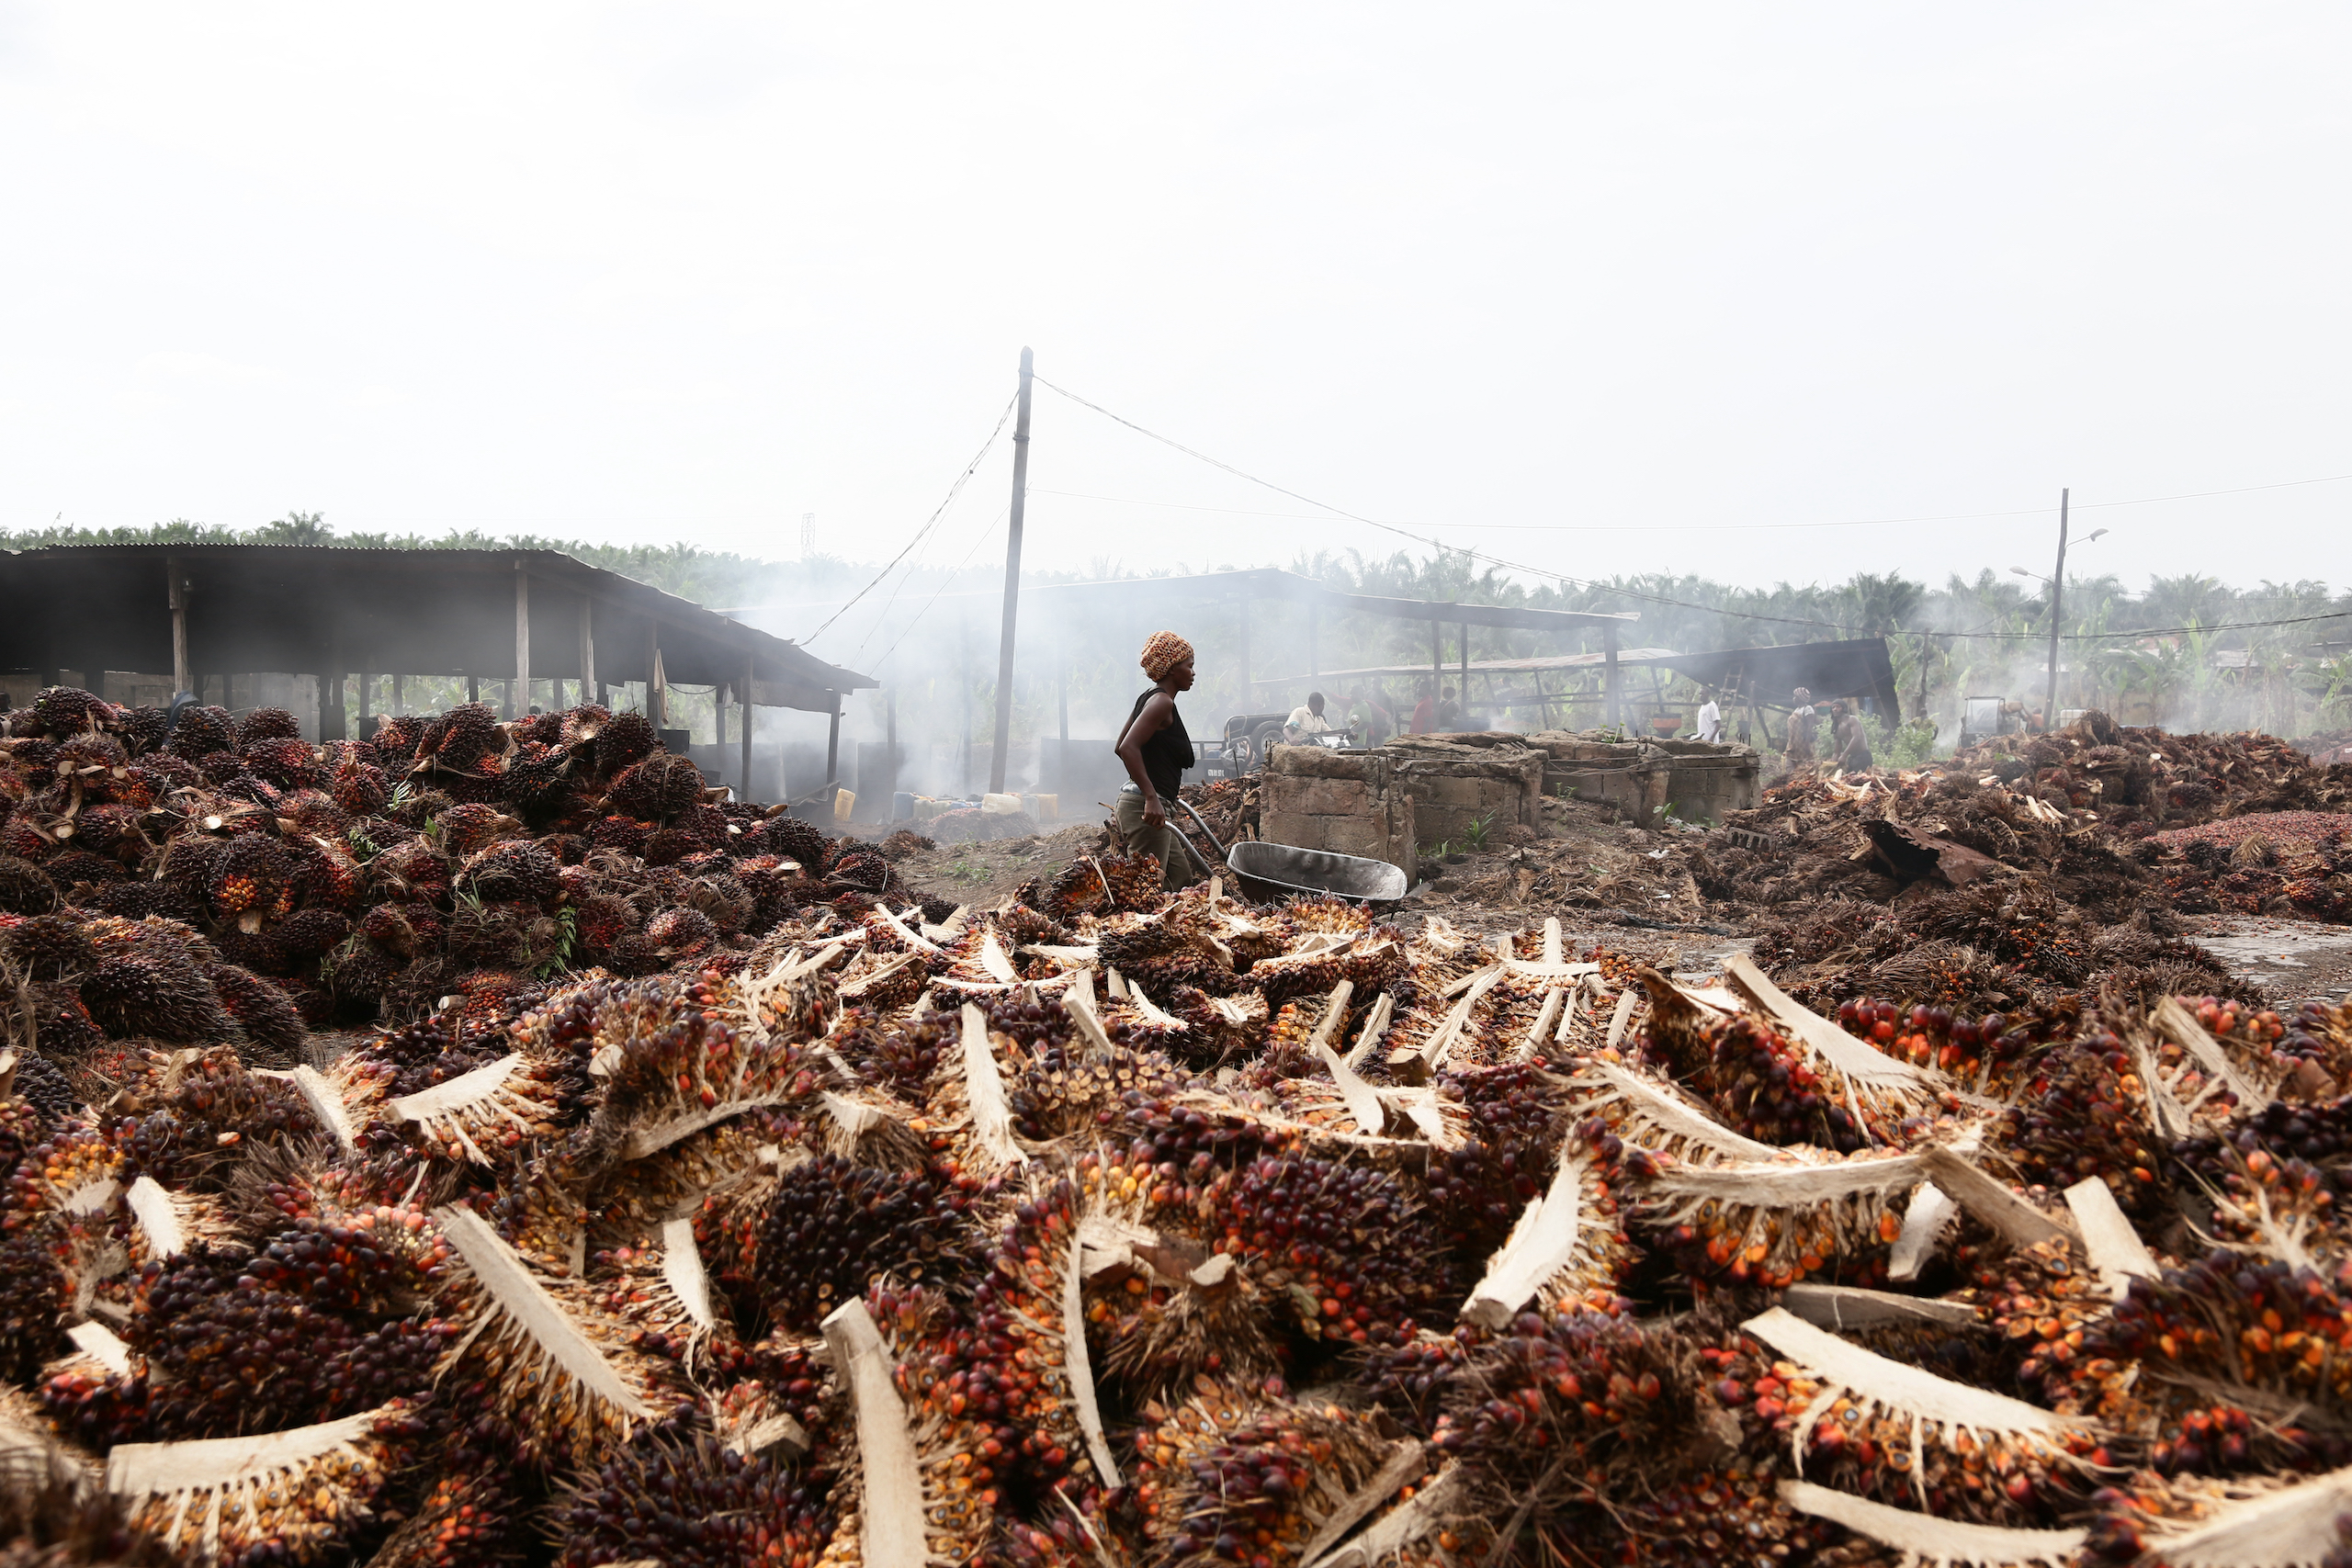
[104,1401,413,1563]
[434,1205,672,1468]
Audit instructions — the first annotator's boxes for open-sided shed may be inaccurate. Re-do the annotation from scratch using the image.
[0,544,875,788]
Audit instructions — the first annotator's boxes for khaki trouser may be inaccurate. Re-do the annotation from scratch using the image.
[1115,789,1204,890]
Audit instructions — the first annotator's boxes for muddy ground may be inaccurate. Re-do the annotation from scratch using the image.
[876,790,2345,1006]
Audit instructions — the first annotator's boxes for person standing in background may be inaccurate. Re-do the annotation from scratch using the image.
[1346,686,1391,745]
[1408,678,1437,735]
[1694,687,1723,742]
[1435,684,1461,730]
[1831,699,1875,773]
[1785,687,1817,766]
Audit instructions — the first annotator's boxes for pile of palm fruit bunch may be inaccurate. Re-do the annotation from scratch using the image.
[0,688,940,1031]
[1176,776,1258,861]
[1695,712,2352,1016]
[8,777,2352,1568]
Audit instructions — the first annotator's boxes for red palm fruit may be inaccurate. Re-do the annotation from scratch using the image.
[237,705,301,745]
[417,701,504,771]
[644,907,718,961]
[433,802,519,856]
[241,736,325,790]
[607,754,707,821]
[370,838,452,905]
[0,855,60,915]
[280,788,351,837]
[592,709,657,777]
[640,828,699,867]
[166,704,237,758]
[30,685,115,736]
[205,835,297,931]
[457,840,561,905]
[370,712,427,761]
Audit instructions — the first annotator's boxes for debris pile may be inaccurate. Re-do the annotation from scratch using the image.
[1698,716,2352,1012]
[0,751,2349,1568]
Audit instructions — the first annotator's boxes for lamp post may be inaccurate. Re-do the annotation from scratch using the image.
[2010,494,2107,730]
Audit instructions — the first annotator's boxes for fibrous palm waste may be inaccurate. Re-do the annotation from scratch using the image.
[5,694,2352,1565]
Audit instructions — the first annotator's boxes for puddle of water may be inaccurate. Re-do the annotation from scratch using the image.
[2188,917,2352,999]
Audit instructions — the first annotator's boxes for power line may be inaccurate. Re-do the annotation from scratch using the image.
[1034,376,1873,632]
[872,505,1011,669]
[1035,377,2352,643]
[1032,473,2352,533]
[802,390,1018,647]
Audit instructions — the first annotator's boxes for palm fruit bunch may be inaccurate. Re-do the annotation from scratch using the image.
[733,1154,981,1332]
[550,1422,835,1568]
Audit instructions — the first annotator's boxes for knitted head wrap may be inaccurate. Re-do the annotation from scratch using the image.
[1138,631,1194,682]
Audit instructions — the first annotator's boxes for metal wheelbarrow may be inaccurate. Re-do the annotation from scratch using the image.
[1174,799,1410,905]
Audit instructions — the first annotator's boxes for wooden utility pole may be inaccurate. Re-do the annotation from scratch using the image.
[988,346,1035,794]
[2042,490,2069,733]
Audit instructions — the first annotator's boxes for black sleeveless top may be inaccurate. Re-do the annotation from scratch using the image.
[1120,687,1193,800]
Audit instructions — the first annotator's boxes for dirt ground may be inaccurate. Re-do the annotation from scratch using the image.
[883,820,1115,910]
[877,793,1753,977]
[876,785,2352,1012]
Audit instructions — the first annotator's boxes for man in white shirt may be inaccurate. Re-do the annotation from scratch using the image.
[1694,688,1724,743]
[1284,691,1337,743]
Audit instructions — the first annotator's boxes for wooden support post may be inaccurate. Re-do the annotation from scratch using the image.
[648,621,666,727]
[741,652,755,800]
[467,673,479,705]
[717,681,729,751]
[1459,621,1470,723]
[391,673,402,715]
[825,691,842,795]
[357,671,371,733]
[165,558,190,696]
[512,563,530,721]
[578,592,595,703]
[319,672,345,741]
[1429,617,1442,693]
[1603,623,1622,730]
[988,345,1035,795]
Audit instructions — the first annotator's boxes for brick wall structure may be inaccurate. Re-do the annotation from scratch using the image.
[1258,745,1418,874]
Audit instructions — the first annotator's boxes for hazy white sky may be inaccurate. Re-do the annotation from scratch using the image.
[4,3,2347,599]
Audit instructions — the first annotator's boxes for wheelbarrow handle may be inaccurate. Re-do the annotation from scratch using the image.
[1173,796,1230,862]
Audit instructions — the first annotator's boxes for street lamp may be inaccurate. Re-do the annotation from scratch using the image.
[2015,500,2109,730]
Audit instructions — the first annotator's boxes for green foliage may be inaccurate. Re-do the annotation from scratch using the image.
[535,908,580,979]
[1867,716,1940,769]
[1462,814,1494,852]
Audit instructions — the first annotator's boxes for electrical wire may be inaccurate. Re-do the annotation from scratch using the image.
[1035,470,2352,533]
[871,504,1012,669]
[1035,376,2352,643]
[801,390,1017,647]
